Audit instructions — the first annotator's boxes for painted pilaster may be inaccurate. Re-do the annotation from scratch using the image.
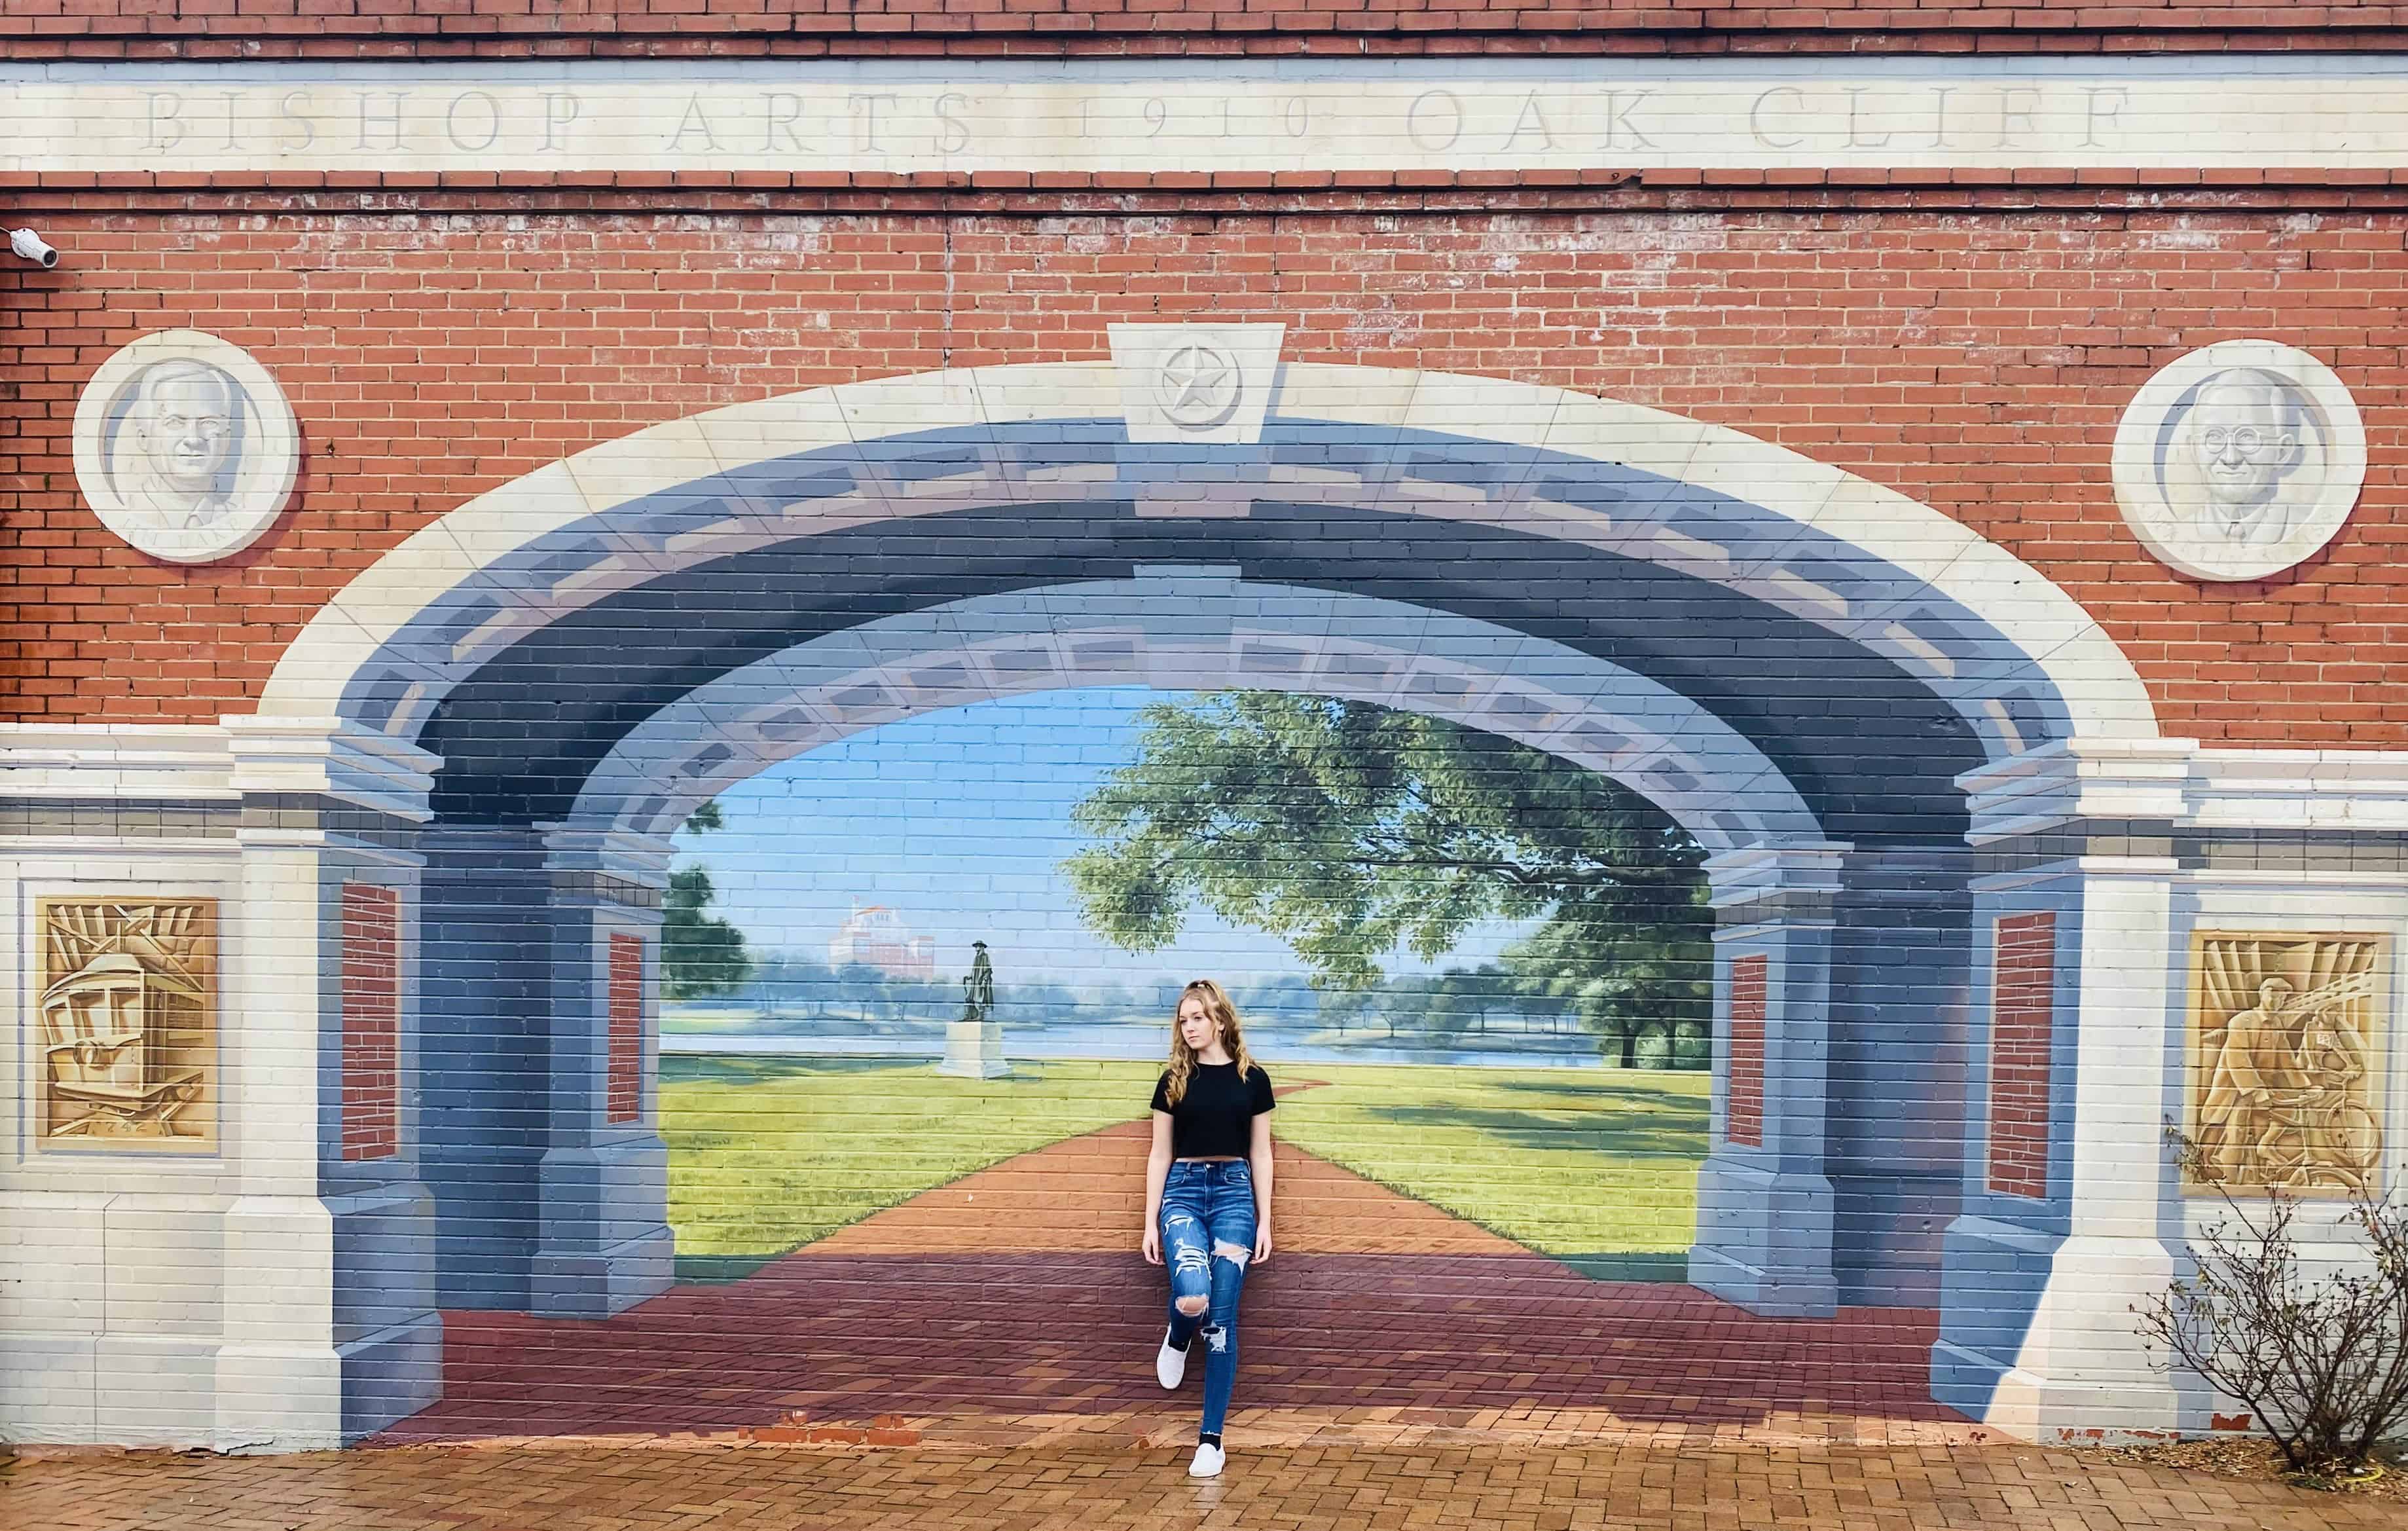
[1935,739,2192,1438]
[530,828,674,1319]
[218,717,442,1448]
[1688,841,1848,1318]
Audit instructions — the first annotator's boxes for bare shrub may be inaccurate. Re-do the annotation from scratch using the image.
[2138,1127,2408,1475]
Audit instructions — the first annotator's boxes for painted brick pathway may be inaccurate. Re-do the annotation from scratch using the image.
[9,1437,2398,1531]
[382,1120,1950,1446]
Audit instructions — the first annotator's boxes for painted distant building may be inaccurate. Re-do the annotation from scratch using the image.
[827,904,936,980]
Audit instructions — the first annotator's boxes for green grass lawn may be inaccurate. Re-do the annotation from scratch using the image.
[661,1054,1158,1277]
[661,1054,1708,1282]
[1263,1064,1709,1276]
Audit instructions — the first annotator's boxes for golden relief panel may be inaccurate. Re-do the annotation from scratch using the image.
[33,899,217,1150]
[2185,931,2387,1197]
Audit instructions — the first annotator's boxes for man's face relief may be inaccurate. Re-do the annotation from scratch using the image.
[137,371,236,494]
[2187,380,2299,509]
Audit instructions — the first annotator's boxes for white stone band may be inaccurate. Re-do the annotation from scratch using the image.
[9,56,2408,175]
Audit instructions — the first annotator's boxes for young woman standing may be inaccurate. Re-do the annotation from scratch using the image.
[1140,978,1275,1478]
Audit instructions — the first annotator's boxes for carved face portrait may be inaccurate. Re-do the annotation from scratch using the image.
[2181,369,2305,519]
[115,360,244,522]
[2112,342,2363,583]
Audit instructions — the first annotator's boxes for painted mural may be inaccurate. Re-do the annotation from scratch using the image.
[654,688,1713,1287]
[21,347,2404,1457]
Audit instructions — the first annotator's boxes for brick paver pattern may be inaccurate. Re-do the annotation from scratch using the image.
[381,1118,1946,1445]
[10,1437,2396,1531]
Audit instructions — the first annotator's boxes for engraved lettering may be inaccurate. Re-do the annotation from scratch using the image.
[1599,90,1656,152]
[1844,87,1890,150]
[1503,91,1554,152]
[2083,86,2129,149]
[937,92,972,154]
[1406,90,1463,153]
[668,94,720,153]
[541,92,581,153]
[1998,86,2043,149]
[1283,97,1308,138]
[1140,98,1167,140]
[277,90,316,153]
[145,91,187,153]
[763,92,806,153]
[848,92,898,153]
[355,92,407,153]
[216,92,243,151]
[445,91,502,153]
[1748,86,1804,151]
[1927,86,1956,150]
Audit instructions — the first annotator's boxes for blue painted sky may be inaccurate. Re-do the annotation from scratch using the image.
[670,686,1532,992]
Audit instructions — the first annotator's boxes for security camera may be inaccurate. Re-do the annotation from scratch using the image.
[9,229,58,269]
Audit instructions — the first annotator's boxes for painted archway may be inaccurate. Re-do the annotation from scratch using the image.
[250,354,2168,1445]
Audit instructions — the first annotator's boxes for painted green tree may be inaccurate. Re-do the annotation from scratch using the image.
[1064,692,1712,1065]
[665,798,754,1000]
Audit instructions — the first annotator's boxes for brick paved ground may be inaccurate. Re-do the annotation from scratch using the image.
[383,1121,1944,1446]
[10,1436,2398,1531]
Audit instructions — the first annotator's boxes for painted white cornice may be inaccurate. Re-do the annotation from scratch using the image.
[1960,738,2408,841]
[222,715,439,822]
[0,722,236,800]
[1702,840,1853,909]
[539,825,676,891]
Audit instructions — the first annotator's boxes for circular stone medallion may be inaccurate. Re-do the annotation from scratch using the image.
[2111,339,2364,583]
[72,331,300,564]
[1154,342,1243,430]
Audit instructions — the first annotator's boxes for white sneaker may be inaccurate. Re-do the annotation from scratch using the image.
[1155,1327,1188,1390]
[1189,1441,1225,1478]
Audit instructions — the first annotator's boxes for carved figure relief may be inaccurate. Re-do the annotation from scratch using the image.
[71,330,300,564]
[2113,341,2365,583]
[2186,932,2385,1196]
[34,899,217,1149]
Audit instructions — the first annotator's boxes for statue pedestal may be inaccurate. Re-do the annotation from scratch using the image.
[938,1020,1008,1079]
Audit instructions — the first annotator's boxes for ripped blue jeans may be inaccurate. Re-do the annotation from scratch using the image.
[1158,1158,1257,1439]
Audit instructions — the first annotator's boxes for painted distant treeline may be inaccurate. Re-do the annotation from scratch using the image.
[666,953,1708,1068]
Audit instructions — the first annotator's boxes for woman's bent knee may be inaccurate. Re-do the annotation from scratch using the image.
[1174,1293,1209,1316]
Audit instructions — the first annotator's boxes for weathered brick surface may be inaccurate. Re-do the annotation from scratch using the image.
[7,0,2407,61]
[6,208,2405,745]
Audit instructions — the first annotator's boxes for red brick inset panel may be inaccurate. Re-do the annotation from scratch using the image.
[1988,912,2058,1200]
[1724,954,1768,1149]
[340,882,401,1162]
[608,934,646,1126]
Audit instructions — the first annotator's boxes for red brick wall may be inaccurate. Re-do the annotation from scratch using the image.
[1724,953,1768,1149]
[6,207,2405,742]
[608,933,645,1126]
[341,881,402,1162]
[1986,912,2056,1200]
[7,1,2399,59]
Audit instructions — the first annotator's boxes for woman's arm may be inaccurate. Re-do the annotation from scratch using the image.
[1249,1111,1275,1264]
[1141,1109,1174,1264]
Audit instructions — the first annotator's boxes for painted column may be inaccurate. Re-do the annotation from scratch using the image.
[530,828,674,1319]
[218,718,443,1448]
[1824,847,1975,1309]
[1934,739,2194,1439]
[418,828,552,1312]
[1688,843,1848,1318]
[418,827,674,1319]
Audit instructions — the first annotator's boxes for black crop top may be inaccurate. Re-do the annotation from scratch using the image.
[1150,1061,1275,1159]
